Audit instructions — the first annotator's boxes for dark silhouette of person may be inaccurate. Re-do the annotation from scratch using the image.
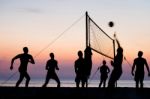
[74,51,86,88]
[131,51,150,88]
[10,47,35,87]
[84,46,92,87]
[98,60,110,88]
[42,53,60,87]
[108,38,123,88]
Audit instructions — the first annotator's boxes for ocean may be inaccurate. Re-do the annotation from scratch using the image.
[1,79,150,88]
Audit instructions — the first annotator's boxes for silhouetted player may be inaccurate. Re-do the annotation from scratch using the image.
[10,47,35,87]
[84,46,92,87]
[42,53,60,87]
[98,60,110,88]
[131,51,150,88]
[108,37,123,88]
[74,51,86,88]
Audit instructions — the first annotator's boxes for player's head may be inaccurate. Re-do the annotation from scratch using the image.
[103,60,106,65]
[50,53,54,59]
[117,47,123,54]
[78,50,83,58]
[23,47,28,54]
[138,51,143,57]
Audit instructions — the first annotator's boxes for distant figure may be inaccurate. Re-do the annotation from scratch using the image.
[42,53,60,87]
[108,37,123,88]
[74,51,86,88]
[131,51,150,88]
[98,60,110,88]
[10,47,35,87]
[84,46,92,87]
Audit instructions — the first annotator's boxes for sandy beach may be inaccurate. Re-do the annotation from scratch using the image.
[0,87,150,99]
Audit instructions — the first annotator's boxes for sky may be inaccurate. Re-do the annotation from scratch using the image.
[0,0,150,83]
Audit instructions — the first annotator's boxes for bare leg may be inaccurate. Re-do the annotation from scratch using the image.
[16,73,24,87]
[85,81,88,87]
[136,80,139,88]
[140,80,143,88]
[42,73,50,87]
[76,81,80,88]
[103,80,106,88]
[82,80,86,88]
[99,80,103,88]
[25,72,30,87]
[85,77,88,87]
[53,74,60,88]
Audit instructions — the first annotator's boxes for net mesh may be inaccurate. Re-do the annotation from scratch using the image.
[87,16,115,59]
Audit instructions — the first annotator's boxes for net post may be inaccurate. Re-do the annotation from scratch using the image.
[86,11,88,47]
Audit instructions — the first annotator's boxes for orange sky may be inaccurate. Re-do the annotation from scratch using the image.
[0,0,150,81]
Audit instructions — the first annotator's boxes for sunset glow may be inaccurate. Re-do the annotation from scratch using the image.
[0,0,150,81]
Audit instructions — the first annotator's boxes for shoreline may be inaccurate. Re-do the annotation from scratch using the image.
[1,79,150,88]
